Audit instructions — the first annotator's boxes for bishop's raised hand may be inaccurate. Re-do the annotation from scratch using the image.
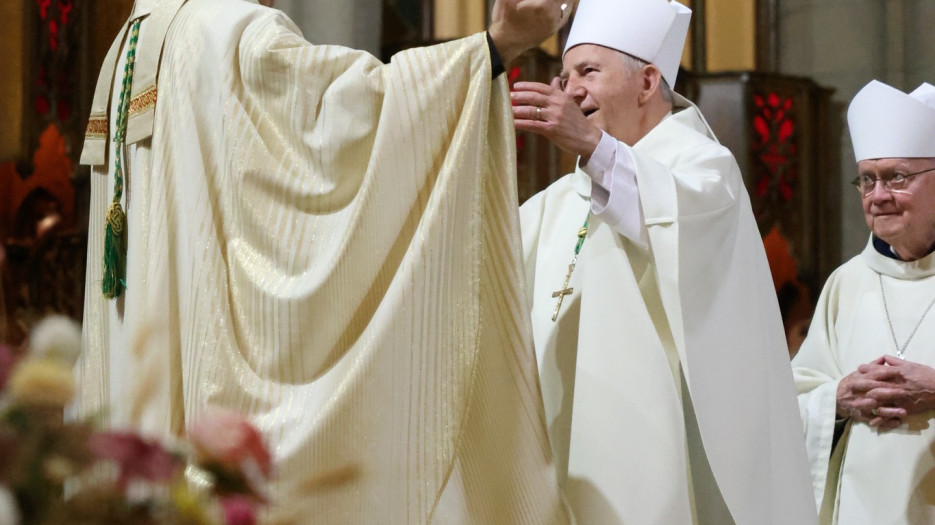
[489,0,571,63]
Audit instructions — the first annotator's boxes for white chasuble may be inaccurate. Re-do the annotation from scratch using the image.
[76,0,569,523]
[794,240,935,525]
[521,100,818,524]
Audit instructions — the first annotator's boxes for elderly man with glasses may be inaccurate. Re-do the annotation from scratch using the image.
[793,80,935,525]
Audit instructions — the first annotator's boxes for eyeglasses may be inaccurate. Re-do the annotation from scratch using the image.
[851,166,935,196]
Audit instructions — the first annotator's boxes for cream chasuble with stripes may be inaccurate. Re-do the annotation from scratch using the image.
[76,1,568,523]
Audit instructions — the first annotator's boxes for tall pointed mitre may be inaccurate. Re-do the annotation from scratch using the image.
[847,80,935,161]
[563,0,691,88]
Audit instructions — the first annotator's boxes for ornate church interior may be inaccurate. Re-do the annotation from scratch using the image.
[0,0,932,369]
[4,1,935,523]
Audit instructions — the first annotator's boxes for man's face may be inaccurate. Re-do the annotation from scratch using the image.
[561,44,643,145]
[859,157,935,249]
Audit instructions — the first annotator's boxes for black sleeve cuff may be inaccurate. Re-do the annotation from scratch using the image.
[486,31,506,79]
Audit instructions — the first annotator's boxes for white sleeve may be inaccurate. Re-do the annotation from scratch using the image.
[581,131,648,248]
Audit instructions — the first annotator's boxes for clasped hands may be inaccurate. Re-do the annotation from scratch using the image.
[836,355,935,430]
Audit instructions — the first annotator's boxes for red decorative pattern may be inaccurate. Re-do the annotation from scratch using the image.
[59,0,72,25]
[752,92,797,203]
[37,0,50,19]
[32,0,78,132]
[508,66,522,85]
[49,19,59,51]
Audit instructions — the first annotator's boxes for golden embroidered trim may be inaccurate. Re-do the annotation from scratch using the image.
[129,86,158,117]
[86,116,108,139]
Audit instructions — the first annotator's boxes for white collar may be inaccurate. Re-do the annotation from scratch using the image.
[862,236,935,280]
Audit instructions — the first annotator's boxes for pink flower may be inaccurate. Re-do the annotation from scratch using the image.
[220,495,258,525]
[189,407,272,479]
[87,431,181,490]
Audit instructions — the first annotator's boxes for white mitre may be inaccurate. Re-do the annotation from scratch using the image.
[563,0,691,88]
[847,80,935,161]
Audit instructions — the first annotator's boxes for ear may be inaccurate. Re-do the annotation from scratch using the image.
[637,65,664,105]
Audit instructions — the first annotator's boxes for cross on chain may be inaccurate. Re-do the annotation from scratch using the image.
[550,213,589,322]
[551,257,578,321]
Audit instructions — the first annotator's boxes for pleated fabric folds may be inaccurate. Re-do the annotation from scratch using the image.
[77,1,567,523]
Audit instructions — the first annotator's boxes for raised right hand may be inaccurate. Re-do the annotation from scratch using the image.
[489,0,570,63]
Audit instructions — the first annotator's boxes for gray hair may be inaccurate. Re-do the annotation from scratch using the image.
[620,53,674,104]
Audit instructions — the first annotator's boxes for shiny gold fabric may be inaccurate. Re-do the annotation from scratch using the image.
[77,1,568,523]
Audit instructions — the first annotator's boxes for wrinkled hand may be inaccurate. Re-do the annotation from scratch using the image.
[837,357,906,430]
[511,78,602,160]
[863,355,935,419]
[490,0,569,63]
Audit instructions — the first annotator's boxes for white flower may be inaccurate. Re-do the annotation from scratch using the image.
[0,485,20,525]
[29,315,81,366]
[8,358,76,407]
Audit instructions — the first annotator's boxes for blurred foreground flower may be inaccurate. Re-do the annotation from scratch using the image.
[0,316,273,525]
[221,494,259,525]
[28,315,81,366]
[7,358,75,407]
[190,405,273,515]
[191,406,273,497]
[191,406,273,478]
[0,485,19,525]
[88,431,182,490]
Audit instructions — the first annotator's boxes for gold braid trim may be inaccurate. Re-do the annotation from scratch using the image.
[129,86,158,117]
[86,116,108,139]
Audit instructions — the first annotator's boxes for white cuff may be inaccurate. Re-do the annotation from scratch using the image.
[581,133,648,249]
[581,132,615,211]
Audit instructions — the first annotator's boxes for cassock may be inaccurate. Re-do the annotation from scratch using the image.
[75,0,569,523]
[521,94,817,524]
[793,238,935,524]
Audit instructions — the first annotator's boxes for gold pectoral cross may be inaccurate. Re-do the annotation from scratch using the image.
[551,212,590,322]
[551,260,577,321]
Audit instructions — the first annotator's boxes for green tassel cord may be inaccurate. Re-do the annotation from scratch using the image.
[102,201,127,299]
[102,19,141,299]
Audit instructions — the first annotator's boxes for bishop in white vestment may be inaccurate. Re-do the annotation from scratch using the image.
[512,0,817,523]
[74,0,572,522]
[794,80,935,525]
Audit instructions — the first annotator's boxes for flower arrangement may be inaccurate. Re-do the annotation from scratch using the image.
[0,316,272,525]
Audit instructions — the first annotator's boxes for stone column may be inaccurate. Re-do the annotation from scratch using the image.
[778,0,888,261]
[274,0,383,57]
[905,0,935,88]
